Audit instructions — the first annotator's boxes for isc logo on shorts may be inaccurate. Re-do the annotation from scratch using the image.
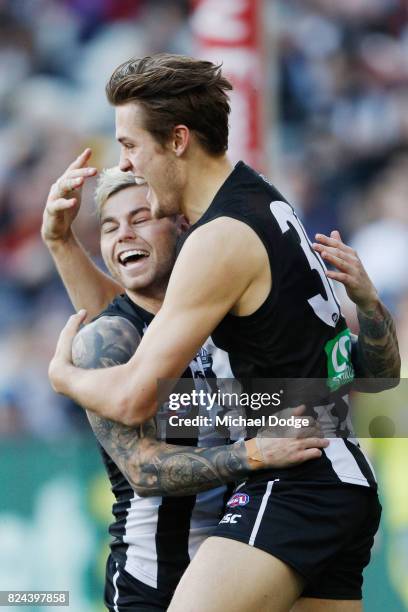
[227,493,249,508]
[219,513,241,524]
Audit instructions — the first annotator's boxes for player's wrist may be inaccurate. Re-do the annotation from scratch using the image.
[244,438,265,470]
[49,360,74,395]
[356,294,381,318]
[44,228,76,250]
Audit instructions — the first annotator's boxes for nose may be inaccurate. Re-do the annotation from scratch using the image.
[119,150,132,172]
[117,222,137,242]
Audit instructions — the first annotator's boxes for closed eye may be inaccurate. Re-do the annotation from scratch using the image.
[102,223,118,234]
[132,217,150,225]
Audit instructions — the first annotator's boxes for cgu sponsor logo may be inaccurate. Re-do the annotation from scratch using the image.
[227,492,250,508]
[325,329,355,391]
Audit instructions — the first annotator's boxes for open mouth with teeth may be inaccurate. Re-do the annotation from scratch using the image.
[118,249,149,266]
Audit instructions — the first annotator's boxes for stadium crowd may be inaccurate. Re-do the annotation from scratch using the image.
[0,0,407,439]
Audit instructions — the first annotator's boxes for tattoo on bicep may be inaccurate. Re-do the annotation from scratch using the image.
[357,301,401,379]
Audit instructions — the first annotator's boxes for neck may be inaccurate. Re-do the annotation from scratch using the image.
[125,284,166,314]
[181,152,233,224]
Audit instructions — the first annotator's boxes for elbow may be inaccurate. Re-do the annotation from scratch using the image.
[376,376,400,392]
[117,396,157,427]
[358,371,401,393]
[121,472,157,498]
[386,369,401,390]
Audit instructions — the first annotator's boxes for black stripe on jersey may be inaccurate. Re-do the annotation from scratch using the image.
[343,439,376,487]
[99,445,134,566]
[156,495,197,594]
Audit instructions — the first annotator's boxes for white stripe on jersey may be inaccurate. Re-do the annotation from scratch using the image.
[249,480,278,546]
[123,494,161,588]
[323,438,375,487]
[112,563,120,612]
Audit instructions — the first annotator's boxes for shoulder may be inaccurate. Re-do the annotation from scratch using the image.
[179,216,268,278]
[100,294,149,332]
[164,215,269,313]
[72,315,141,369]
[185,216,265,255]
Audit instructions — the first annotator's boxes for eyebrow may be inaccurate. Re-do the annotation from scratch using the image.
[101,207,151,225]
[117,136,134,144]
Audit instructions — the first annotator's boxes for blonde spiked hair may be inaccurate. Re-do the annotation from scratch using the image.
[94,166,139,220]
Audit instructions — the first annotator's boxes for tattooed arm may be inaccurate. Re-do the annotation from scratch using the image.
[313,230,401,390]
[73,315,326,496]
[72,315,255,497]
[351,301,401,390]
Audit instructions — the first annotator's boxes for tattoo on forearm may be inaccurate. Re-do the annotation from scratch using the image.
[121,438,250,497]
[72,315,251,497]
[356,301,401,379]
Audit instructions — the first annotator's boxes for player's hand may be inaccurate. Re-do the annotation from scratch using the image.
[245,406,329,469]
[263,405,323,439]
[313,230,379,314]
[41,149,97,244]
[48,310,87,393]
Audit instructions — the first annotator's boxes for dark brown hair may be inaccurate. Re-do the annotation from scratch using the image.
[106,53,232,155]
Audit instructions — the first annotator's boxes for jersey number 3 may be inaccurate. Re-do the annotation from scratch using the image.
[270,200,340,328]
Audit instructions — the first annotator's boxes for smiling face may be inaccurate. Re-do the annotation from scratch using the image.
[116,102,184,219]
[100,184,180,296]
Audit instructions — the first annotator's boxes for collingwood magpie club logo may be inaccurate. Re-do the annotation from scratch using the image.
[198,346,213,372]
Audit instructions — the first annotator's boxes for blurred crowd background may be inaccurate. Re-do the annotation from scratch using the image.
[0,0,407,610]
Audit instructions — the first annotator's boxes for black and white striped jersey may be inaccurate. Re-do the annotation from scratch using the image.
[94,294,231,595]
[178,161,377,490]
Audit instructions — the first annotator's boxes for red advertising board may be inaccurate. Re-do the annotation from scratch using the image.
[190,0,265,170]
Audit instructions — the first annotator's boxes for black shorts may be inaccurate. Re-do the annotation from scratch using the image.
[104,555,172,611]
[214,473,382,600]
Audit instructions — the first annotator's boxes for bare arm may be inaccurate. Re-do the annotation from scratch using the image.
[74,316,326,495]
[42,149,122,320]
[47,234,123,318]
[314,230,401,388]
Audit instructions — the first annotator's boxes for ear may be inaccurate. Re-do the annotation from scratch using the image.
[175,214,190,234]
[171,125,190,156]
